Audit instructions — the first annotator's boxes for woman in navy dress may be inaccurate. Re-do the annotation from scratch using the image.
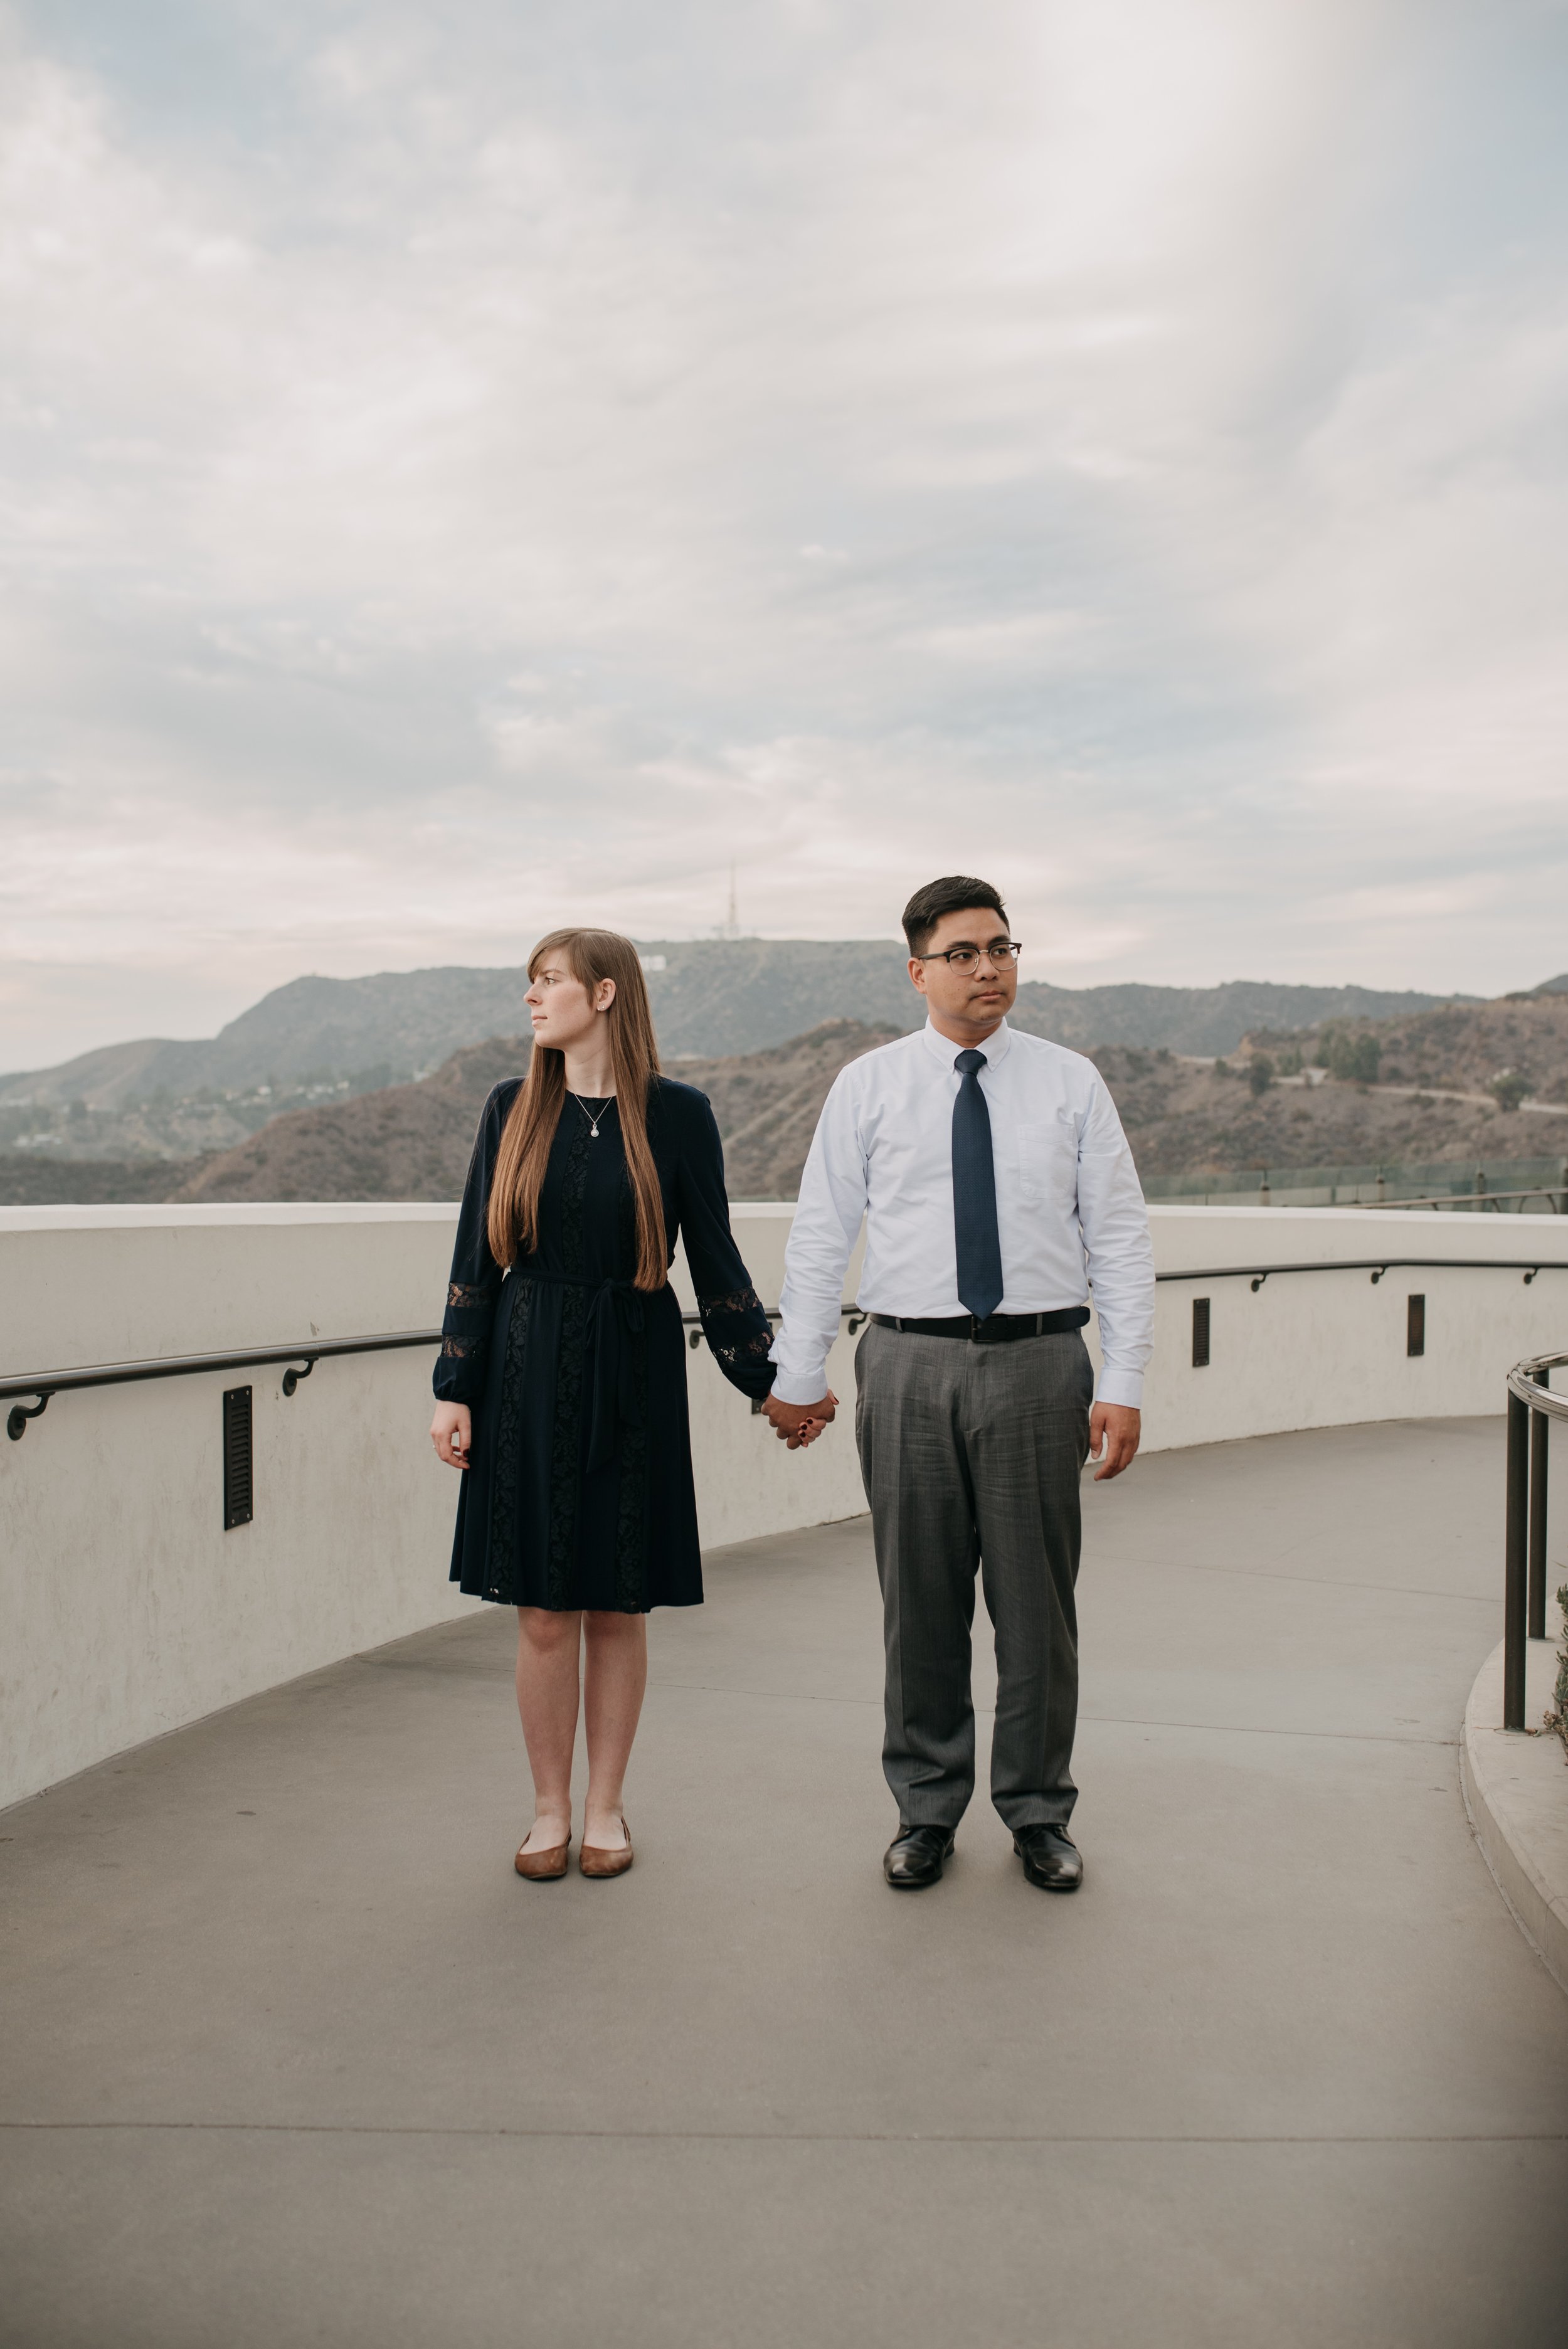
[429,928,776,1880]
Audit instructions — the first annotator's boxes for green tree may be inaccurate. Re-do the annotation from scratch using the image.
[1491,1069,1529,1114]
[1323,1027,1380,1084]
[1248,1055,1274,1097]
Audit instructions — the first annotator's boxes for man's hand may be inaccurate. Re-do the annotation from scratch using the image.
[763,1390,838,1450]
[431,1401,472,1469]
[1088,1402,1140,1482]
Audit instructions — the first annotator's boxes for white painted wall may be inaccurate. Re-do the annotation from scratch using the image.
[1,1206,467,1816]
[2,1200,1564,1810]
[0,1202,864,1810]
[1127,1206,1568,1451]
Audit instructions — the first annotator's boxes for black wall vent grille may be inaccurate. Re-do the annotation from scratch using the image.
[223,1386,253,1529]
[1407,1295,1426,1359]
[1192,1297,1211,1368]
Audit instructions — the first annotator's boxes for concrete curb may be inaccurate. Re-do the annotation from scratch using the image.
[1460,1635,1568,1996]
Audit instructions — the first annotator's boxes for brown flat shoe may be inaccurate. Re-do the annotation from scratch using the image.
[579,1817,633,1879]
[515,1835,571,1880]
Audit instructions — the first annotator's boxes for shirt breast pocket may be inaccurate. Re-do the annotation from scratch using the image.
[1017,1118,1079,1210]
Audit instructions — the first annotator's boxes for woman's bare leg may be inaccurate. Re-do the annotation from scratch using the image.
[581,1611,648,1850]
[516,1608,582,1852]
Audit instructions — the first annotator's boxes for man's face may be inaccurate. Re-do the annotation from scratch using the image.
[908,906,1019,1031]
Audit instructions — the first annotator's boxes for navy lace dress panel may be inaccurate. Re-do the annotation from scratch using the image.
[434,1076,777,1611]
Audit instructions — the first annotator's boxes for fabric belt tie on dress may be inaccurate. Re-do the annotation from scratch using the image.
[870,1306,1090,1344]
[517,1269,649,1473]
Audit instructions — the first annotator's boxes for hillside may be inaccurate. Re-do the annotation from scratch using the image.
[169,991,1568,1212]
[172,1037,532,1203]
[0,1153,216,1207]
[8,990,1568,1211]
[1085,1043,1568,1181]
[166,1021,898,1204]
[1249,991,1568,1103]
[0,969,538,1111]
[667,1022,904,1198]
[0,945,1483,1118]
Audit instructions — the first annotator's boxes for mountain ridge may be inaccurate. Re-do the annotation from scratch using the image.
[0,946,1495,1111]
[4,991,1566,1209]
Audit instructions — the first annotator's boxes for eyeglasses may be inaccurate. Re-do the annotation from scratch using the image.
[918,941,1024,973]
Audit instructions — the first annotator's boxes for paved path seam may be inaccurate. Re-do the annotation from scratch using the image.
[1082,1558,1499,1604]
[646,1677,1461,1746]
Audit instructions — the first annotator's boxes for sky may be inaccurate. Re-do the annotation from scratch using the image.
[2,0,1567,1069]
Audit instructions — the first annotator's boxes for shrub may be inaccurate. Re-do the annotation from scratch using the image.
[1320,1026,1381,1084]
[1490,1069,1529,1115]
[1248,1056,1274,1097]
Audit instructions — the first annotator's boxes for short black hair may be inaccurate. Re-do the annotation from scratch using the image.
[902,875,1009,957]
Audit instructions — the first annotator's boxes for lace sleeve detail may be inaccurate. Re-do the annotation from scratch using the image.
[438,1273,501,1395]
[697,1284,777,1396]
[432,1083,516,1403]
[672,1087,777,1399]
[700,1286,764,1320]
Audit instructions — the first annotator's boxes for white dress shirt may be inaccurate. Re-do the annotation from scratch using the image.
[770,1015,1155,1410]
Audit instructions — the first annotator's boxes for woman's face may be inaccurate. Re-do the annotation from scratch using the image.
[525,956,615,1054]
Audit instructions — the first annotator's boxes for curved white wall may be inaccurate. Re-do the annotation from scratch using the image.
[2,1200,1564,1811]
[1129,1205,1568,1451]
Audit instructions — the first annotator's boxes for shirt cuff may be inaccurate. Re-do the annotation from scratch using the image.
[1094,1367,1145,1409]
[770,1364,834,1407]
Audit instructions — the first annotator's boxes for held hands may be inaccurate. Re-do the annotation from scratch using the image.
[1088,1401,1140,1482]
[431,1401,472,1469]
[763,1390,839,1450]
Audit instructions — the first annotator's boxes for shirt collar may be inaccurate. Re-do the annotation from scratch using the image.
[921,1014,1013,1071]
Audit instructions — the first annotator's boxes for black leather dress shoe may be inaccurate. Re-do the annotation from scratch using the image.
[1014,1823,1083,1892]
[883,1823,956,1889]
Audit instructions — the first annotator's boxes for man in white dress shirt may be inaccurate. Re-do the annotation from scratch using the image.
[763,876,1155,1892]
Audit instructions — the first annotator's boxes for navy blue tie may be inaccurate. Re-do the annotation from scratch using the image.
[951,1049,1004,1322]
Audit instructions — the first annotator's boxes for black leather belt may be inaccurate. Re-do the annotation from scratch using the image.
[870,1307,1090,1344]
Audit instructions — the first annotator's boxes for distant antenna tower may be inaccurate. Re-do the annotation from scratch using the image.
[713,862,743,941]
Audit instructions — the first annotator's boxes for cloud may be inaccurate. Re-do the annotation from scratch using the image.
[1,0,1565,1064]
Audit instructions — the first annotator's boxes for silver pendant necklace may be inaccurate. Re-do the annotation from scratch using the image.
[570,1091,613,1139]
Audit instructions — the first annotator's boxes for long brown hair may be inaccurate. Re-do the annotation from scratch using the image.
[486,928,667,1290]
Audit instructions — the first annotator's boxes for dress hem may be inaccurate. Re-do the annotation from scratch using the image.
[450,1574,701,1616]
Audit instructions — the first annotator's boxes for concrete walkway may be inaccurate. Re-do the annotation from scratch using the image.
[4,1418,1567,2348]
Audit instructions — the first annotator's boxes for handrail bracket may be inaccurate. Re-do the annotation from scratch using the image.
[6,1392,51,1442]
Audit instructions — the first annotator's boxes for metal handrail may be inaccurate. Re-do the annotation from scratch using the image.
[1155,1256,1567,1291]
[6,1261,1565,1445]
[1505,1362,1568,1422]
[1,1307,868,1440]
[1353,1189,1567,1212]
[1503,1351,1564,1731]
[3,1329,443,1440]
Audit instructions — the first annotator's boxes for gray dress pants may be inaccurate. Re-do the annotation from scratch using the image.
[854,1322,1093,1832]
